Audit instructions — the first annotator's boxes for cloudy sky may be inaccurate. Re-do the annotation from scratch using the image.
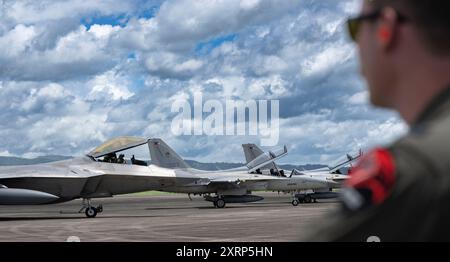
[0,0,407,164]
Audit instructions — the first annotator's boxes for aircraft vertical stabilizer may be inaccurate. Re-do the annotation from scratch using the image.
[148,138,190,169]
[242,143,278,170]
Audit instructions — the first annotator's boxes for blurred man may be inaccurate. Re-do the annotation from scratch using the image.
[311,0,450,241]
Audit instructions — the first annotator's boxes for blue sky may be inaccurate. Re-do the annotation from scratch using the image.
[195,34,238,54]
[0,0,407,164]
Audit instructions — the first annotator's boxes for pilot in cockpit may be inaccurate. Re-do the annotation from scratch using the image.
[117,154,125,164]
[103,153,117,163]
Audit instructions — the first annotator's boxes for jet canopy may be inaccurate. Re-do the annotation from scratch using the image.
[246,145,288,173]
[87,136,149,158]
[327,149,363,173]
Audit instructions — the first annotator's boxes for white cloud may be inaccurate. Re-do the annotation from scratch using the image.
[3,0,136,25]
[302,44,355,77]
[27,114,108,153]
[348,91,369,105]
[0,24,36,57]
[0,24,121,81]
[88,70,134,101]
[0,0,410,164]
[0,150,14,157]
[247,75,289,98]
[154,0,297,43]
[277,114,407,164]
[145,52,204,79]
[20,83,69,112]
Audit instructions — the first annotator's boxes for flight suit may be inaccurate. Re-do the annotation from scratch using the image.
[309,86,450,242]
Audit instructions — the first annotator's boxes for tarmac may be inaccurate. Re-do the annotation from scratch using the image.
[0,192,339,242]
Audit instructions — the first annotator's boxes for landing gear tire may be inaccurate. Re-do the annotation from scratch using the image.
[304,195,312,204]
[85,207,98,218]
[216,199,226,208]
[292,199,299,206]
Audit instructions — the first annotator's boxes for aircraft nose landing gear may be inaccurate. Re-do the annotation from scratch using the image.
[85,206,97,218]
[79,199,103,218]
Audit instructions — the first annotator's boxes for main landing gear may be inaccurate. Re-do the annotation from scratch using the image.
[205,195,226,208]
[79,198,103,218]
[291,194,314,206]
[214,198,226,208]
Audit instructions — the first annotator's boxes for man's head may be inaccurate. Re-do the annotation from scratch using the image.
[349,0,450,109]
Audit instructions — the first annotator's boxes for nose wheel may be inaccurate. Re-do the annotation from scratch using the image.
[79,199,103,218]
[85,206,97,218]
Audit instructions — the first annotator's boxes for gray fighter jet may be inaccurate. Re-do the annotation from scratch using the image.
[242,144,361,205]
[0,136,170,217]
[0,136,356,217]
[147,139,355,207]
[0,136,295,216]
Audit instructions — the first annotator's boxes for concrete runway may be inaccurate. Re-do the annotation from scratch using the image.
[0,192,339,242]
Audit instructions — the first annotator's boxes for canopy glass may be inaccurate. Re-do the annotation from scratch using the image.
[87,136,148,158]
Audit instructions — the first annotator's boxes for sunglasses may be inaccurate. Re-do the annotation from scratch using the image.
[346,10,408,42]
[347,10,381,42]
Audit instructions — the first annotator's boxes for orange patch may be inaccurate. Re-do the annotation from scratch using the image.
[345,148,396,205]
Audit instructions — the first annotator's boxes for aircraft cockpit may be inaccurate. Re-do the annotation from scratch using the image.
[327,149,363,175]
[246,145,288,176]
[87,136,150,166]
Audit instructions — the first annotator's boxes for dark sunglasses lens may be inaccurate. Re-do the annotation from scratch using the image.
[347,19,359,42]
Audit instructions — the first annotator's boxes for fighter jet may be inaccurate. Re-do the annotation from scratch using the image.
[0,136,359,217]
[147,139,355,207]
[0,136,294,216]
[242,144,361,205]
[0,136,188,217]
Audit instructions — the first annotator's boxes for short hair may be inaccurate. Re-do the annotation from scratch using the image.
[370,0,450,55]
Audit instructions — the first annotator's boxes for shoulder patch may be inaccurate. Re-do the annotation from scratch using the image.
[342,148,396,210]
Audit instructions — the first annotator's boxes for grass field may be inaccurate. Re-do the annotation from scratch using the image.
[125,191,182,196]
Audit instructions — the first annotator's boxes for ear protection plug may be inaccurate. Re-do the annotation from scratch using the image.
[378,26,392,43]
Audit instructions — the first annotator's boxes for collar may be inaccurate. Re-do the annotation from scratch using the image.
[413,84,450,128]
